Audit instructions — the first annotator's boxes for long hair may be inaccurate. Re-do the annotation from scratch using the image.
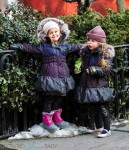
[98,42,108,68]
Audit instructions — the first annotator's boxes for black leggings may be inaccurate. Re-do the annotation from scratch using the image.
[89,103,110,130]
[43,95,62,113]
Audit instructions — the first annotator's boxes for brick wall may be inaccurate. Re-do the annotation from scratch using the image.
[0,0,7,12]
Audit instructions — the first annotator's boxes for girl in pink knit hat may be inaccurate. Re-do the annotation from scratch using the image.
[75,26,115,138]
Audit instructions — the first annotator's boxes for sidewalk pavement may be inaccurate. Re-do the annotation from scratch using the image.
[0,119,129,150]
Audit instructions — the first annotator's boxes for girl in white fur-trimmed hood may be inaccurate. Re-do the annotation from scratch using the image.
[10,17,82,133]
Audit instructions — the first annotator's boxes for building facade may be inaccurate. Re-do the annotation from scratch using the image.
[0,0,129,16]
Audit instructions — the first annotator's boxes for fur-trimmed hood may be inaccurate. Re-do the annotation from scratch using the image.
[37,17,70,41]
[106,44,115,58]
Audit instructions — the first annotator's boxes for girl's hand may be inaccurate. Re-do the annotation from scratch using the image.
[74,68,79,74]
[86,68,89,74]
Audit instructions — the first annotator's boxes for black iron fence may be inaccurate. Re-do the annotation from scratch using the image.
[113,44,129,120]
[0,50,18,138]
[0,44,129,138]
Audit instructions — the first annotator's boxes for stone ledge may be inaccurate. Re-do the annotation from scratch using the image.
[111,119,129,130]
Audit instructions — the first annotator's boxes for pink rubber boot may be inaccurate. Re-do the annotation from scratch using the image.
[42,112,59,133]
[53,108,69,129]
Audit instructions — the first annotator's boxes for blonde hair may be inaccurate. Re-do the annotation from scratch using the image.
[98,42,108,68]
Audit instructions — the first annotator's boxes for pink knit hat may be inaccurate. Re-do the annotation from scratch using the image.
[86,26,106,43]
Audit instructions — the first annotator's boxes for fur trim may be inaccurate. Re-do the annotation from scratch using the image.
[37,17,70,41]
[106,44,115,58]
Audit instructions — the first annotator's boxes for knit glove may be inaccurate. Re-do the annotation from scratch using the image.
[88,66,104,76]
[10,43,24,50]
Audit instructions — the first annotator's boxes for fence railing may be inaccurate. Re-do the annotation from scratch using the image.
[0,50,18,138]
[113,44,129,120]
[1,44,129,138]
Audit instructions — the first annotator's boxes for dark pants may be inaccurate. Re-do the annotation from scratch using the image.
[89,103,110,130]
[43,95,62,113]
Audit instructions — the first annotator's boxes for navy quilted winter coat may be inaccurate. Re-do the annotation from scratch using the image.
[75,45,115,103]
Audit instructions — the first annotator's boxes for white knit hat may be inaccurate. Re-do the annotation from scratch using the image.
[37,17,70,41]
[43,21,60,34]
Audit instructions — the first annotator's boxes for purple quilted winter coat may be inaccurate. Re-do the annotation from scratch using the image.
[20,40,82,96]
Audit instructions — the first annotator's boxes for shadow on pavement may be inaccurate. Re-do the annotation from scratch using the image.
[0,144,17,150]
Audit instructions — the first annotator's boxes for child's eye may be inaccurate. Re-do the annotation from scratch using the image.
[92,40,96,42]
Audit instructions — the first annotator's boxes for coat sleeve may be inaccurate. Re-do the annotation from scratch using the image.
[89,57,113,76]
[19,43,45,54]
[88,65,111,76]
[66,43,83,54]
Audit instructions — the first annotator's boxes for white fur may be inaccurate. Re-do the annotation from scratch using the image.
[106,44,115,58]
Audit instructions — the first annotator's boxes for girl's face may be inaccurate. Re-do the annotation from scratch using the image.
[87,39,99,51]
[47,28,61,44]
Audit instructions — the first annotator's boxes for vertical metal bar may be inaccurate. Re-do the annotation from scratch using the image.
[113,52,119,120]
[14,110,18,133]
[122,49,129,119]
[23,105,27,130]
[2,107,6,135]
[121,69,126,118]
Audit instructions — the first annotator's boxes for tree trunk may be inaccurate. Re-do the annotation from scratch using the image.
[77,0,95,14]
[116,0,125,12]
